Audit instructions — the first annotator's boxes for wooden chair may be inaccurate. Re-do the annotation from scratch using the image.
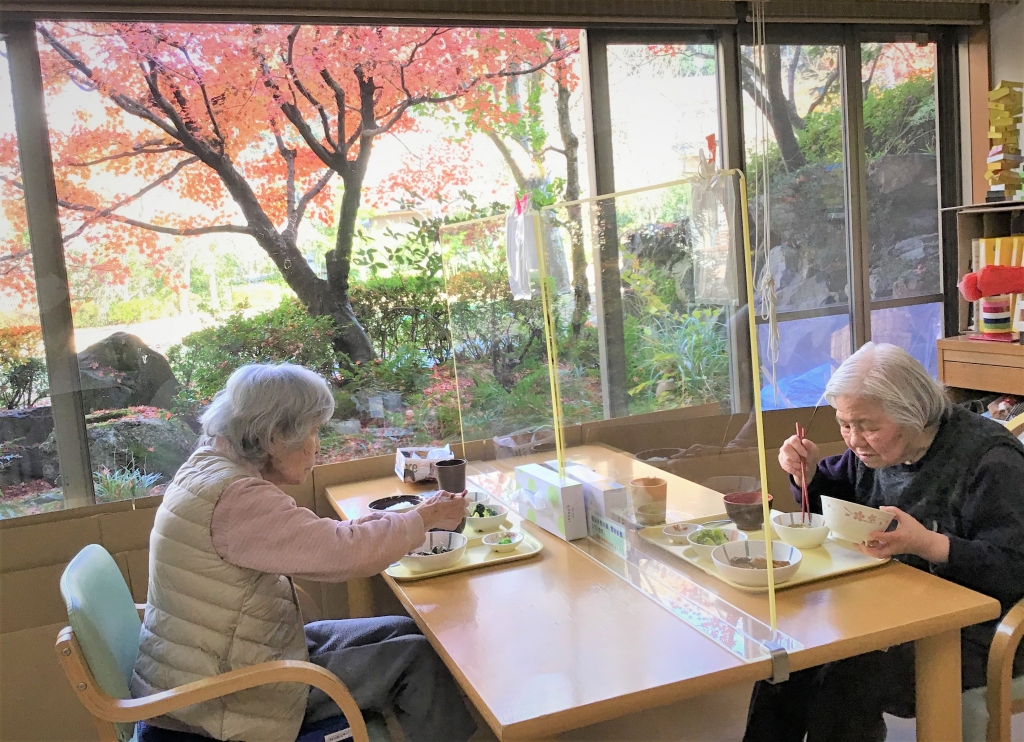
[1002,412,1024,440]
[976,597,1024,741]
[56,544,384,742]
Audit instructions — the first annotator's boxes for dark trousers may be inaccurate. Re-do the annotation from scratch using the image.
[304,616,476,742]
[742,641,987,742]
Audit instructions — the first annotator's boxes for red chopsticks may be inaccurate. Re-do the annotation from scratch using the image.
[795,422,810,525]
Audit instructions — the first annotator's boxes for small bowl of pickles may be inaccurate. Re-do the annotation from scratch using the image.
[686,526,748,561]
[482,530,524,554]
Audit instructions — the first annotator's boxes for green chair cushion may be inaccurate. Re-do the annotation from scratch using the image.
[60,544,143,742]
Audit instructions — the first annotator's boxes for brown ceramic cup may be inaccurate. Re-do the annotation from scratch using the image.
[723,491,773,531]
[435,458,467,493]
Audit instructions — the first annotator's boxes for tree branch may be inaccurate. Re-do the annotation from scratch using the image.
[289,169,335,241]
[286,26,338,152]
[58,199,252,237]
[169,41,226,152]
[806,66,840,117]
[66,141,183,167]
[63,155,201,240]
[485,130,527,190]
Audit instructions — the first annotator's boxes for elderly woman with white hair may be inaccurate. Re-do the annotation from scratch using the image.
[130,364,476,742]
[744,342,1024,742]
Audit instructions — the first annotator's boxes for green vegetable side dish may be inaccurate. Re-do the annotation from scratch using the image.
[691,528,729,546]
[498,536,513,545]
[471,503,499,518]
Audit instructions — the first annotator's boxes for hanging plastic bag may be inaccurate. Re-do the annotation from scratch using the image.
[506,194,571,300]
[506,194,539,300]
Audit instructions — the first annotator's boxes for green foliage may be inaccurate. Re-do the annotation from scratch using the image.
[72,301,104,328]
[93,466,162,503]
[106,296,172,325]
[354,344,430,395]
[167,298,339,409]
[349,275,449,364]
[797,76,935,164]
[230,283,293,311]
[0,325,49,410]
[626,309,730,409]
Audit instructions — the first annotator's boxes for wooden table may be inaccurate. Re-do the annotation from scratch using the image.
[324,445,1000,741]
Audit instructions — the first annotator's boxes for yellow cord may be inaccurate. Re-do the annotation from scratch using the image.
[533,212,567,476]
[440,249,468,458]
[724,167,778,632]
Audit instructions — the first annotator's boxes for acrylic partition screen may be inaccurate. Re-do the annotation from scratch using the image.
[442,174,800,659]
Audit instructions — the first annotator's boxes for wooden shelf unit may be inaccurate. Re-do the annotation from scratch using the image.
[938,335,1024,395]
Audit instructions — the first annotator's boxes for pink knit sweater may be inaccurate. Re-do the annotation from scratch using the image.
[211,476,426,582]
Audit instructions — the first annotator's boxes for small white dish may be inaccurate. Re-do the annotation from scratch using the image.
[821,496,895,545]
[687,527,747,561]
[463,489,492,511]
[772,512,830,549]
[400,532,468,573]
[466,501,509,532]
[711,540,802,588]
[662,523,704,545]
[482,530,524,553]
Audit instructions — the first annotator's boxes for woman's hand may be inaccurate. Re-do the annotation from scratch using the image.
[779,434,821,484]
[415,491,466,531]
[858,506,950,563]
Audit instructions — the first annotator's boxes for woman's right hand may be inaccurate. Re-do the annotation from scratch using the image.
[779,434,821,484]
[415,491,466,531]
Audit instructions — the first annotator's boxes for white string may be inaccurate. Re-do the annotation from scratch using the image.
[751,0,781,402]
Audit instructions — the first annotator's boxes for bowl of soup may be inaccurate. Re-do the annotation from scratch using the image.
[772,512,830,549]
[711,540,803,587]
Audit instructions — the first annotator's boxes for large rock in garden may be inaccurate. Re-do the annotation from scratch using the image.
[41,408,198,484]
[0,405,54,446]
[78,332,179,413]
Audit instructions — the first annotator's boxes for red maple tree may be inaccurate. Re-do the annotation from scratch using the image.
[0,22,577,360]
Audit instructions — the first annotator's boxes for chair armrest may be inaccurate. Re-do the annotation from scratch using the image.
[987,598,1024,741]
[55,628,369,742]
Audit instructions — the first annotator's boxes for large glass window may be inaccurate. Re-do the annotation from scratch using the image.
[742,43,853,410]
[862,40,944,372]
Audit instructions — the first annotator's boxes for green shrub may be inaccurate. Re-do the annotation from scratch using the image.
[107,296,171,325]
[626,309,730,409]
[230,283,293,312]
[349,275,449,364]
[0,325,48,410]
[93,467,162,503]
[72,301,104,328]
[167,299,340,408]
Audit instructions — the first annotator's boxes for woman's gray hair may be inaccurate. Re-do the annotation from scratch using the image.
[824,342,949,431]
[200,363,335,466]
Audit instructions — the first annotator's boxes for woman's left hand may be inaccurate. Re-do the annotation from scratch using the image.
[858,506,950,563]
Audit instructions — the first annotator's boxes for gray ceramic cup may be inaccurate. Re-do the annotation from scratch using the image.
[434,458,467,493]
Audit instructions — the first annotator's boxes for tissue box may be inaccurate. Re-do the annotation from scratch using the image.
[394,446,452,483]
[544,461,628,520]
[514,463,587,541]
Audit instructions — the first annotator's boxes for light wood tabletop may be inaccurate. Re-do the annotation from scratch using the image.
[323,445,1001,741]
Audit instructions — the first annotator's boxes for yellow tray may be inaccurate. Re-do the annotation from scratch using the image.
[386,522,544,582]
[638,512,889,593]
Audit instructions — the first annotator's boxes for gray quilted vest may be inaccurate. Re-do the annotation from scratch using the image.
[130,447,308,742]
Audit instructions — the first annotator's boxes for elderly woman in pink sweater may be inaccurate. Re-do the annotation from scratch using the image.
[131,363,475,742]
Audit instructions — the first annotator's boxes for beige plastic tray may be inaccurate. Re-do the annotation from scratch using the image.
[386,521,544,582]
[638,512,889,593]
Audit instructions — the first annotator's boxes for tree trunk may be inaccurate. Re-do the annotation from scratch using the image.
[555,68,590,337]
[763,47,806,171]
[324,138,375,363]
